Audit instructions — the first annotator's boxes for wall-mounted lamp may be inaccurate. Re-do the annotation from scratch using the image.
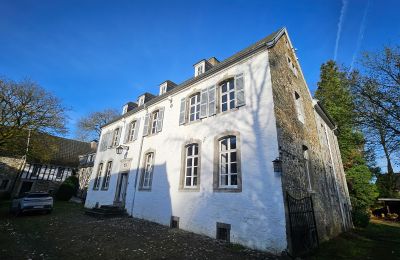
[116,145,129,159]
[272,157,282,173]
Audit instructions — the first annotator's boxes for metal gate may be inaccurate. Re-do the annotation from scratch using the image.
[287,192,319,256]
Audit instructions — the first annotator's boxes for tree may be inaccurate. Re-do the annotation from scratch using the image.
[0,78,68,156]
[76,109,119,141]
[350,46,400,198]
[315,61,378,214]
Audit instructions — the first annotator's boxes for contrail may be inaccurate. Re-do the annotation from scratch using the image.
[334,0,348,61]
[350,0,371,71]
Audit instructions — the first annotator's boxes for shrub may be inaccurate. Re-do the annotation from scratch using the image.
[55,176,79,201]
[352,208,370,227]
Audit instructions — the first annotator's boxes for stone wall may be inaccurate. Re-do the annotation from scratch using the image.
[0,156,23,197]
[268,33,350,247]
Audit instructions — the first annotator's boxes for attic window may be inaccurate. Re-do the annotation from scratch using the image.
[197,66,203,76]
[138,96,145,106]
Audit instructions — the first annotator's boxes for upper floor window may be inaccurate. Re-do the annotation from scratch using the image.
[219,136,239,188]
[112,128,120,147]
[189,93,201,122]
[127,120,137,142]
[143,108,165,136]
[220,79,235,112]
[93,163,103,190]
[294,92,305,123]
[140,152,154,190]
[184,144,199,188]
[102,161,112,190]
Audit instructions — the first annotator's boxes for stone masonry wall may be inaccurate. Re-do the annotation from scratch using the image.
[0,156,24,197]
[268,33,347,245]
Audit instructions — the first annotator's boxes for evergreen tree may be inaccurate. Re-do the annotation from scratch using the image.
[315,60,378,215]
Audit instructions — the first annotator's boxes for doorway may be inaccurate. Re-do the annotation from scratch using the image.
[115,172,129,207]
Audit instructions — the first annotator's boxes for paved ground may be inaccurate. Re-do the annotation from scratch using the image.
[0,201,280,259]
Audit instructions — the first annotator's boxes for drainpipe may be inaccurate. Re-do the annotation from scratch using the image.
[130,106,147,216]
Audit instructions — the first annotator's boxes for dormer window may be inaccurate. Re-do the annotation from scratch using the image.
[138,96,145,106]
[159,80,177,95]
[193,59,212,77]
[197,66,203,76]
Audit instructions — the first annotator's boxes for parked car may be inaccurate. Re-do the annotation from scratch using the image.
[10,192,53,215]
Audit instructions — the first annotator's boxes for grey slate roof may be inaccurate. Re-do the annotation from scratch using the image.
[103,27,286,128]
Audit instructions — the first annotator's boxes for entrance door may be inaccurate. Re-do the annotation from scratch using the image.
[19,181,33,196]
[115,172,128,207]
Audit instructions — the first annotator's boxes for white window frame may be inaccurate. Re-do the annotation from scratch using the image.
[188,93,201,122]
[93,163,103,190]
[219,136,238,188]
[112,128,120,147]
[127,120,137,142]
[184,144,199,188]
[150,110,159,134]
[101,161,112,190]
[142,153,154,189]
[220,79,235,112]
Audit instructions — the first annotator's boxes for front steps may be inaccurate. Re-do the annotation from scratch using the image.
[85,205,127,218]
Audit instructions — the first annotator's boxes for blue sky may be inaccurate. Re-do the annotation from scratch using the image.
[0,0,399,140]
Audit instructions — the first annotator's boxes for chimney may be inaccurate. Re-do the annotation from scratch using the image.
[207,57,220,66]
[90,140,98,151]
[159,80,177,95]
[122,102,138,115]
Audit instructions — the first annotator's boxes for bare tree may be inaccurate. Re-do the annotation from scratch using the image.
[76,109,120,141]
[0,78,68,155]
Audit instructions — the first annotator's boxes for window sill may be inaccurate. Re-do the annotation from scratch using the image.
[213,187,242,193]
[179,187,200,192]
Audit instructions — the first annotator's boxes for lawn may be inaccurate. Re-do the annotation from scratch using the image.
[309,218,400,259]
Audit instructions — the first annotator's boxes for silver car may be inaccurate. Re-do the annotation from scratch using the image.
[10,192,53,215]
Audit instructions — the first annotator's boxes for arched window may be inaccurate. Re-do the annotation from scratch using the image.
[219,135,238,188]
[184,143,199,188]
[189,93,201,122]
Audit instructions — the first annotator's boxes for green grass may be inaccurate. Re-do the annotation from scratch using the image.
[309,219,400,259]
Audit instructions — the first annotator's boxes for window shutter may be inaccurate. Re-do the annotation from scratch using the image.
[235,74,245,107]
[133,118,141,140]
[143,114,150,136]
[156,107,165,132]
[208,85,216,116]
[179,98,186,125]
[106,131,113,148]
[199,88,208,118]
[124,123,130,144]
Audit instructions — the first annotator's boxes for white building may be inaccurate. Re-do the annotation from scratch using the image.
[85,28,351,255]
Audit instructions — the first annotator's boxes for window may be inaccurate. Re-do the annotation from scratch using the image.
[294,92,305,123]
[220,79,235,112]
[287,55,298,76]
[151,110,159,134]
[31,164,41,178]
[303,146,312,191]
[0,179,9,190]
[184,144,199,188]
[127,120,137,142]
[189,94,200,122]
[93,163,103,190]
[216,222,231,242]
[219,136,238,187]
[112,128,120,147]
[138,96,145,106]
[140,152,154,190]
[102,161,112,190]
[56,167,65,179]
[197,65,203,76]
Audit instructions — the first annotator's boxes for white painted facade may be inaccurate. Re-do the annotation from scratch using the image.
[85,48,288,252]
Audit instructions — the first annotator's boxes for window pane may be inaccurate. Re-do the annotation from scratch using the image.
[186,177,191,186]
[193,167,198,176]
[222,95,227,103]
[221,153,227,164]
[220,139,228,151]
[188,146,193,156]
[221,175,228,186]
[190,114,194,122]
[194,145,198,155]
[229,91,235,100]
[187,167,192,176]
[229,100,235,109]
[230,137,236,149]
[231,174,238,185]
[222,84,227,93]
[231,152,237,162]
[222,103,227,112]
[229,80,235,90]
[231,163,237,173]
[187,158,192,166]
[193,177,197,186]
